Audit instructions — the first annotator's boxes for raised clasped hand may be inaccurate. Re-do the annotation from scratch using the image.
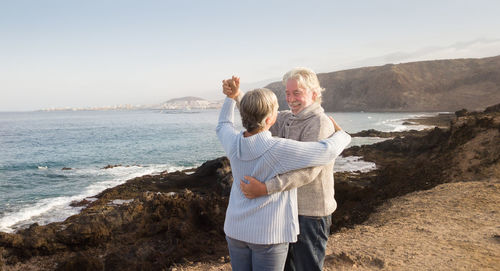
[222,75,240,99]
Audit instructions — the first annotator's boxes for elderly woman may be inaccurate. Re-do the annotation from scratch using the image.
[216,84,351,271]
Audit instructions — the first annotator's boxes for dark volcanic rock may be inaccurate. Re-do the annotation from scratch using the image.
[56,252,103,271]
[1,109,499,270]
[350,129,424,138]
[484,103,500,113]
[69,199,91,207]
[102,164,122,169]
[0,157,233,270]
[455,108,469,117]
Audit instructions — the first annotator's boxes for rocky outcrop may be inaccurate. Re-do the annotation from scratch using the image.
[0,158,233,270]
[1,105,499,270]
[266,55,500,112]
[334,104,500,230]
[350,129,424,138]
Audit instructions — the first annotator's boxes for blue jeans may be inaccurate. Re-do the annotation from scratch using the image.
[226,236,289,271]
[284,215,332,271]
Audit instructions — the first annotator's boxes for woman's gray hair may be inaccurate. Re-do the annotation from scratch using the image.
[282,67,324,104]
[240,88,278,133]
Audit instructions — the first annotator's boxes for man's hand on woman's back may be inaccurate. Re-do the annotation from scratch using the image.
[240,176,267,199]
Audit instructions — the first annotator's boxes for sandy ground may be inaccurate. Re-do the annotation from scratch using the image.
[174,179,500,271]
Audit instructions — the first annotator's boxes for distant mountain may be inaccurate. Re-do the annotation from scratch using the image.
[165,96,206,103]
[265,55,500,112]
[158,96,222,110]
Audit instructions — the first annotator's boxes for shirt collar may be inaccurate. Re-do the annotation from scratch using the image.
[292,102,324,120]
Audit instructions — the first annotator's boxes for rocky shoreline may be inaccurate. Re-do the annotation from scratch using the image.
[1,106,499,270]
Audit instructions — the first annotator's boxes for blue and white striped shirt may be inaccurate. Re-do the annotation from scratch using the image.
[216,98,351,244]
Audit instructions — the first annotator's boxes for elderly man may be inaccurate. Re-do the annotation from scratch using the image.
[223,67,344,271]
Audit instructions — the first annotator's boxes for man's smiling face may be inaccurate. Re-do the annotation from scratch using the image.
[285,79,316,114]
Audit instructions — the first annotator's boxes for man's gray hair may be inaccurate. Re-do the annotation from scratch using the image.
[240,88,278,133]
[282,67,324,104]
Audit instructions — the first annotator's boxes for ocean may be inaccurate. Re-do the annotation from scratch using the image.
[0,109,436,233]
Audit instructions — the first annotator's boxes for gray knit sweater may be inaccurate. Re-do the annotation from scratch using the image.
[267,102,348,216]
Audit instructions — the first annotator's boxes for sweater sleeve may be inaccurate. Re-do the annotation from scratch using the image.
[266,116,338,194]
[265,166,323,194]
[216,98,239,154]
[271,130,351,175]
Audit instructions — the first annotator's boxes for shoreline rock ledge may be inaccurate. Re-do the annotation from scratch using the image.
[1,104,500,270]
[0,157,234,270]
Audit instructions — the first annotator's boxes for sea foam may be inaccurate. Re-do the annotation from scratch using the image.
[0,164,192,233]
[335,156,376,173]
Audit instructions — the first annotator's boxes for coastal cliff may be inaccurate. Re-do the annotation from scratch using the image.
[266,55,500,112]
[1,105,499,270]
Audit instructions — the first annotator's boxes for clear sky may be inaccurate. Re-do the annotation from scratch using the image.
[1,0,500,111]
